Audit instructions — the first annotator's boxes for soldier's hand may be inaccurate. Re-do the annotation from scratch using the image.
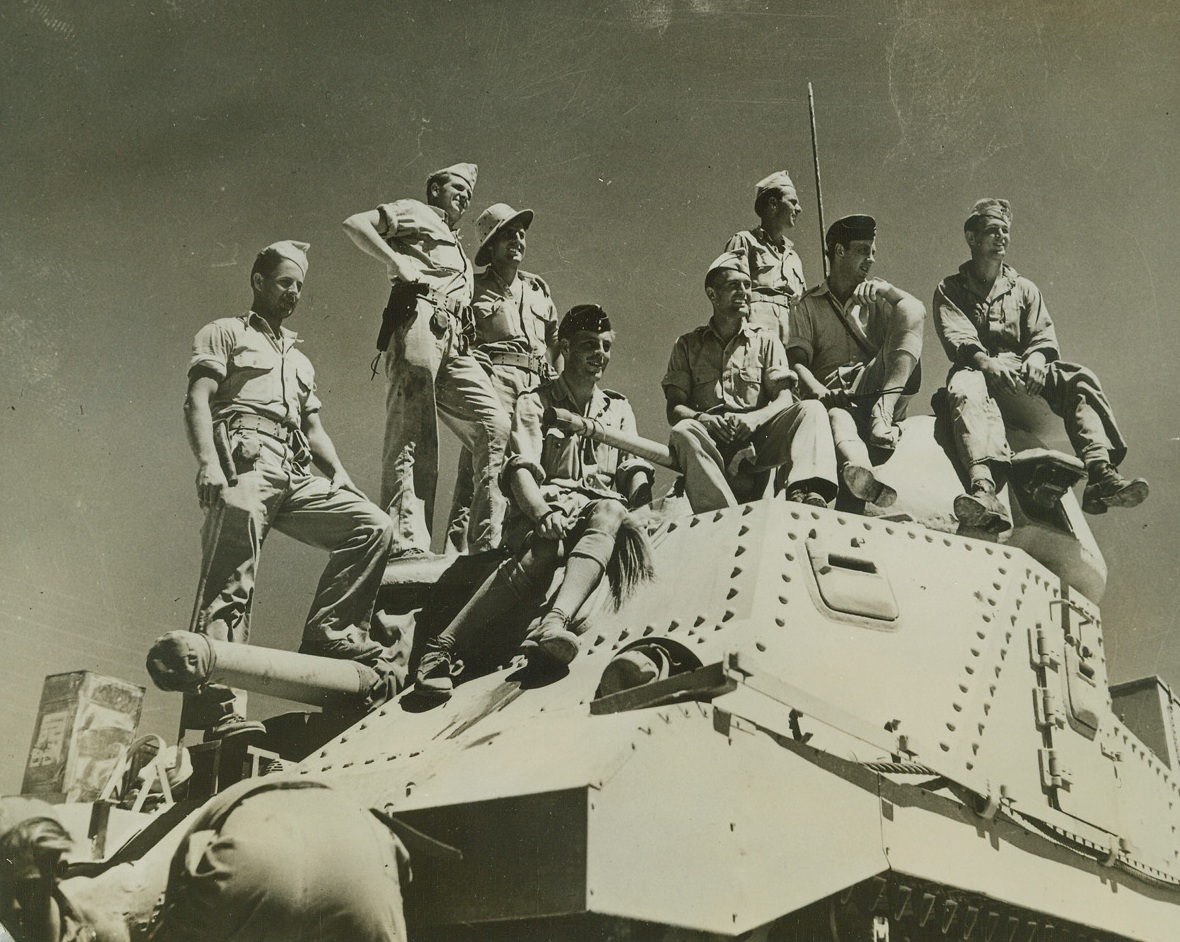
[851,278,895,305]
[196,463,228,509]
[1020,352,1048,397]
[697,412,733,444]
[537,508,571,540]
[819,387,850,409]
[982,354,1021,393]
[329,469,368,501]
[728,412,760,443]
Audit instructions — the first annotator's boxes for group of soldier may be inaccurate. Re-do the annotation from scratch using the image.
[180,162,1150,730]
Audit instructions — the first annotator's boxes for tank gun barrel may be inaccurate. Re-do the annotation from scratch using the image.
[546,406,678,470]
[145,631,380,708]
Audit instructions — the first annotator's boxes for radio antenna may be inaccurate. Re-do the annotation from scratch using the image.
[808,82,829,280]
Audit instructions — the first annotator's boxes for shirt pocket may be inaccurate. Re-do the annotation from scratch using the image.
[225,349,280,408]
[732,366,763,408]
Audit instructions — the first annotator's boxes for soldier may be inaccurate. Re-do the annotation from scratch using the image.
[183,241,395,737]
[415,305,655,698]
[724,170,807,344]
[934,198,1149,532]
[444,203,560,552]
[664,251,838,511]
[342,163,510,556]
[152,778,408,942]
[788,214,925,507]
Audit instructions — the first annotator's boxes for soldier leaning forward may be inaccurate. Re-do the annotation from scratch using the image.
[343,162,510,556]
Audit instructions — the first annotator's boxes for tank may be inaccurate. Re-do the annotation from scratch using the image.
[30,410,1180,942]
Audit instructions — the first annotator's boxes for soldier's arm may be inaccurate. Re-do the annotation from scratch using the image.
[183,372,227,508]
[932,282,986,367]
[785,348,827,399]
[341,208,414,282]
[302,412,366,499]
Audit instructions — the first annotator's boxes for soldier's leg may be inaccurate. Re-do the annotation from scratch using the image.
[668,418,739,512]
[1040,363,1148,513]
[443,364,531,555]
[444,448,475,554]
[381,298,443,555]
[272,473,394,652]
[435,352,511,552]
[188,435,285,728]
[752,399,838,501]
[531,499,629,666]
[828,406,896,507]
[945,369,1012,531]
[944,368,1011,488]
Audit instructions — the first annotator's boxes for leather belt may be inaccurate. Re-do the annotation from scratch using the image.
[487,350,544,372]
[226,413,295,441]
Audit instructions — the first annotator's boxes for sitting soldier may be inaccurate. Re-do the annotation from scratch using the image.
[723,170,808,345]
[788,214,925,507]
[933,198,1148,532]
[415,305,655,698]
[664,251,838,512]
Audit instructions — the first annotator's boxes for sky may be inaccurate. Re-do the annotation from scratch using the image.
[2,0,1178,794]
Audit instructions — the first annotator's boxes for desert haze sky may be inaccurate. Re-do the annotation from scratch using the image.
[2,0,1178,792]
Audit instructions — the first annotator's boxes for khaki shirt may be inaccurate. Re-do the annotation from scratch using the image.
[789,279,921,383]
[662,320,793,413]
[724,228,806,299]
[933,262,1059,367]
[504,377,650,502]
[376,199,474,307]
[189,312,321,427]
[471,269,558,361]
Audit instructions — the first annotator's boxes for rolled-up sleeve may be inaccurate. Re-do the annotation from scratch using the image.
[761,335,794,399]
[933,281,986,367]
[661,336,692,398]
[189,321,233,381]
[785,301,814,363]
[377,199,433,240]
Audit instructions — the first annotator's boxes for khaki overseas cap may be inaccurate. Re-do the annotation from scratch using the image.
[755,170,795,200]
[260,240,310,277]
[428,162,478,189]
[705,249,749,285]
[966,197,1012,228]
[474,203,534,265]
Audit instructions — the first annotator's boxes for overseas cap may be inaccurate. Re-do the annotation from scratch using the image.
[825,214,876,253]
[559,303,612,340]
[755,170,795,204]
[428,162,478,189]
[258,240,310,278]
[474,203,534,265]
[966,197,1012,229]
[705,250,749,286]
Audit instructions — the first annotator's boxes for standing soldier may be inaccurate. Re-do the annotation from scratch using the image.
[415,305,655,697]
[444,203,560,552]
[342,163,510,556]
[788,214,925,507]
[934,198,1148,532]
[182,241,395,737]
[664,251,838,512]
[724,170,807,345]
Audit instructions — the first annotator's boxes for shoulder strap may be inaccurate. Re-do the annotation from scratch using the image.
[830,299,876,360]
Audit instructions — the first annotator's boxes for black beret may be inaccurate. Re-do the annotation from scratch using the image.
[559,304,612,340]
[825,214,877,250]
